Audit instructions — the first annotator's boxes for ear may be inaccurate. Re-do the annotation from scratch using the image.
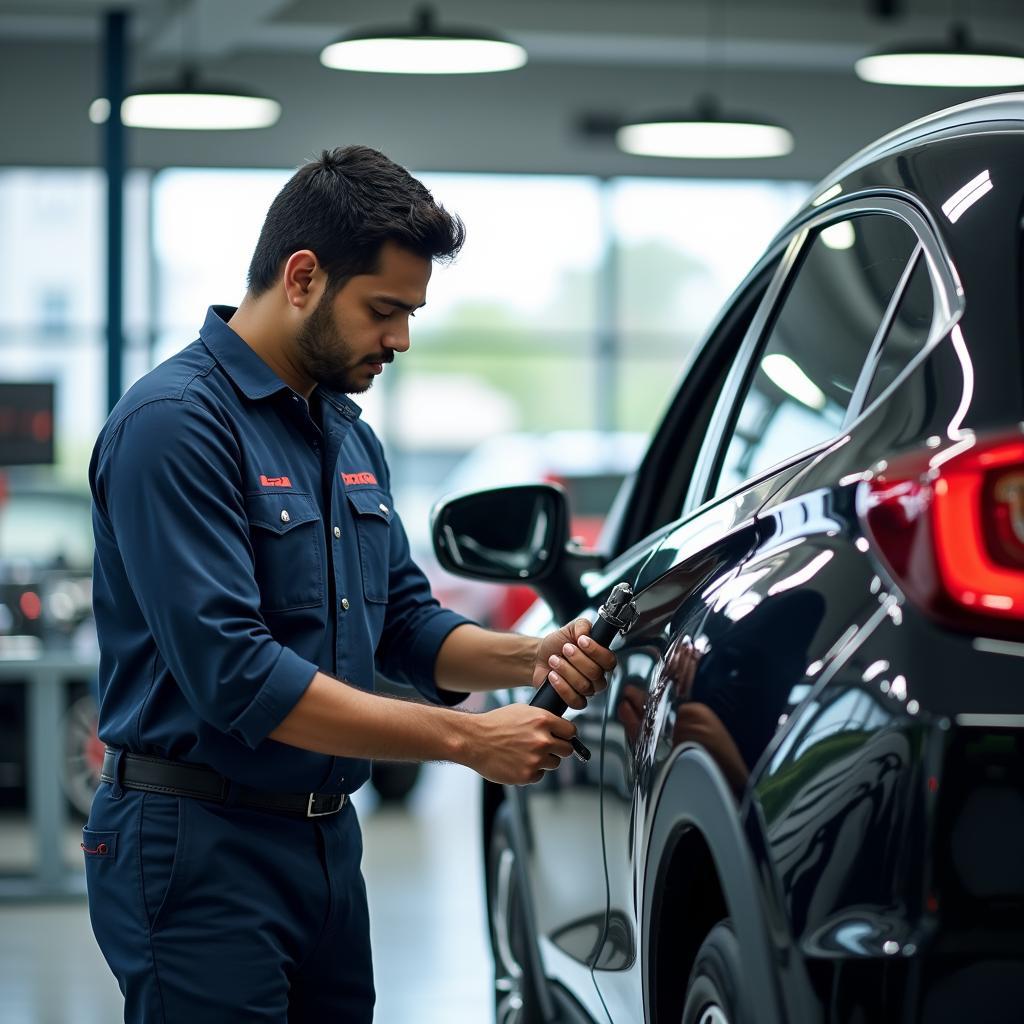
[282,250,323,310]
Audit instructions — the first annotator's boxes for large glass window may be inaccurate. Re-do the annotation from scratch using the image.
[0,169,149,485]
[713,213,919,498]
[611,179,808,431]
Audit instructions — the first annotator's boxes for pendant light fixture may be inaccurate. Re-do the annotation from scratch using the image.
[616,96,794,159]
[88,1,281,130]
[320,5,527,75]
[615,0,792,160]
[90,67,281,130]
[855,23,1024,88]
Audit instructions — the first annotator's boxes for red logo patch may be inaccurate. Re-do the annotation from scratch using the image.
[259,475,292,488]
[342,472,378,486]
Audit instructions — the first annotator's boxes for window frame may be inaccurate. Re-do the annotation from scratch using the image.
[684,194,961,517]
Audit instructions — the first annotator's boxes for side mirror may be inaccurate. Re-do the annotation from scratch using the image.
[431,483,601,622]
[431,483,567,583]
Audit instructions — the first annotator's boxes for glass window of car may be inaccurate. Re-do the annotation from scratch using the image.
[861,250,935,409]
[711,213,919,499]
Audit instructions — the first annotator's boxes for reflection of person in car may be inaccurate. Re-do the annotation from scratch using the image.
[618,591,825,798]
[618,637,748,796]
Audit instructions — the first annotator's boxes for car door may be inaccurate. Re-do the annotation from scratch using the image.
[591,202,931,1021]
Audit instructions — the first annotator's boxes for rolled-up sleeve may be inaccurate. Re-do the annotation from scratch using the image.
[93,397,318,748]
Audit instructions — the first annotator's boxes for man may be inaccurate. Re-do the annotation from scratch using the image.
[83,145,615,1023]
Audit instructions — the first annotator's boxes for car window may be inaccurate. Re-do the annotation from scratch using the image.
[614,259,780,555]
[861,251,935,409]
[711,213,918,500]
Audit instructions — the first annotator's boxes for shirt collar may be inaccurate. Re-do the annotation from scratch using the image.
[199,305,362,420]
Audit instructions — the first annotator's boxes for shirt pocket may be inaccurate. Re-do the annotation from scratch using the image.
[345,488,393,604]
[245,491,325,612]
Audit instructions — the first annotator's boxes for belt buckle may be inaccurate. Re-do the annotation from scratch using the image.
[306,792,344,818]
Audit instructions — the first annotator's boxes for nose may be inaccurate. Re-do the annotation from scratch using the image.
[382,321,411,354]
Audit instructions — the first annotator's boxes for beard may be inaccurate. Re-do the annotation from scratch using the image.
[295,292,377,394]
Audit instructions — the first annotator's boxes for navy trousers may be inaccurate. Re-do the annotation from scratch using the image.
[83,781,375,1023]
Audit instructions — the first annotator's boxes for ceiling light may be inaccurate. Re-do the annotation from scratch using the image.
[941,169,993,224]
[761,353,826,410]
[855,24,1024,88]
[616,99,793,160]
[320,5,526,75]
[90,69,280,130]
[821,220,856,250]
[811,183,843,207]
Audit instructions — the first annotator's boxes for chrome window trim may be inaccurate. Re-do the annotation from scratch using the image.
[683,194,963,518]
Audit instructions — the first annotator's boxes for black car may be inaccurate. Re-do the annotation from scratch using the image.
[431,93,1024,1024]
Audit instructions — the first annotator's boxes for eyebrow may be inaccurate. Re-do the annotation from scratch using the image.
[373,295,426,312]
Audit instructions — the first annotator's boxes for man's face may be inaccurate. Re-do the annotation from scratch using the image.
[295,240,431,394]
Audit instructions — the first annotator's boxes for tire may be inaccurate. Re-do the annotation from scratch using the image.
[487,803,544,1024]
[61,692,104,818]
[370,761,421,802]
[681,920,743,1024]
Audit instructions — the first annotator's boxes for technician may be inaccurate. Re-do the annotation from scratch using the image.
[83,145,615,1023]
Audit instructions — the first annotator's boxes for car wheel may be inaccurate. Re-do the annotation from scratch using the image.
[61,693,104,818]
[370,761,421,802]
[681,920,743,1024]
[488,803,544,1024]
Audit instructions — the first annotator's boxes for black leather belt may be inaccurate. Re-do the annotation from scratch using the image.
[100,748,347,819]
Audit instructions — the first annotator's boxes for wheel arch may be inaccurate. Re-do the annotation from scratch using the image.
[642,746,785,1024]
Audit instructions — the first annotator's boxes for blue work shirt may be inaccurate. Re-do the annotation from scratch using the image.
[89,305,471,794]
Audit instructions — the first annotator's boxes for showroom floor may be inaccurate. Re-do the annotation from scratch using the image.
[0,762,492,1024]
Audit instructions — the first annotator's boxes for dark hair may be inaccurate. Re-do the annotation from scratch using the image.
[246,145,465,296]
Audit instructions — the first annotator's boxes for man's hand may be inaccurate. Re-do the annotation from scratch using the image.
[533,618,617,710]
[464,704,578,785]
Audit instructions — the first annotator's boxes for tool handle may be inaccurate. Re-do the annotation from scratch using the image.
[529,612,621,716]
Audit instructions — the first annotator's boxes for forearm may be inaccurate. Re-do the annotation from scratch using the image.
[434,623,540,694]
[269,670,475,764]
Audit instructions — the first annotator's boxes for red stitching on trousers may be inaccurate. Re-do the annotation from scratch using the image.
[81,841,108,855]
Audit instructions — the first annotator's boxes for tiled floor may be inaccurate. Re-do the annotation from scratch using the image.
[0,762,492,1024]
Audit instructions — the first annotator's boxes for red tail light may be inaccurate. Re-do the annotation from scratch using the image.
[859,433,1024,632]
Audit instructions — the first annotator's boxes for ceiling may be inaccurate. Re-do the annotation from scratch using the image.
[1,0,1021,179]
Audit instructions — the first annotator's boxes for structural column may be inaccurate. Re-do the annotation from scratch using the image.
[103,10,127,413]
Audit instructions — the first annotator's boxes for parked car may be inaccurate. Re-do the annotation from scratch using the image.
[432,94,1024,1024]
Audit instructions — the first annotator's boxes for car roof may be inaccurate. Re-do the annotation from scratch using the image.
[805,90,1024,213]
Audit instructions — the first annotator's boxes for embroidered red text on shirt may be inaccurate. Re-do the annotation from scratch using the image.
[342,472,378,486]
[259,475,292,488]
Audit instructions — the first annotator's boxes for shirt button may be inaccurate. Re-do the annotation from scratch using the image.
[280,510,291,523]
[341,597,350,611]
[333,526,341,539]
[378,503,389,515]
